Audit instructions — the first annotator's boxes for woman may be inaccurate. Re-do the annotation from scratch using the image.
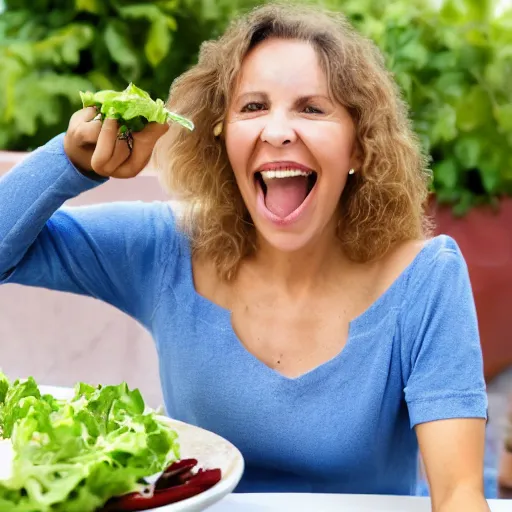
[0,3,489,510]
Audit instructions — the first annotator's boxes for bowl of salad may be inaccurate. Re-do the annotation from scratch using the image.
[0,373,244,512]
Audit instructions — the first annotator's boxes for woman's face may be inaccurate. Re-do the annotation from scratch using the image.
[225,38,359,253]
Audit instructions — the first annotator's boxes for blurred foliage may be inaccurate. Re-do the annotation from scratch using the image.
[0,0,259,151]
[0,0,511,212]
[328,0,512,213]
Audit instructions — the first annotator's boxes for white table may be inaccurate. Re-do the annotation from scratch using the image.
[208,493,511,511]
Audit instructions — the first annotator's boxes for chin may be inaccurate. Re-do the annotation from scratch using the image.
[254,223,322,253]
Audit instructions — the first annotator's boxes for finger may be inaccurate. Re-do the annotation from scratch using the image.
[69,107,98,130]
[134,122,169,144]
[74,116,102,146]
[90,118,119,174]
[115,150,153,179]
[113,139,154,179]
[113,123,169,179]
[101,137,132,175]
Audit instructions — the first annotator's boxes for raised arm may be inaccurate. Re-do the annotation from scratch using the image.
[0,109,173,327]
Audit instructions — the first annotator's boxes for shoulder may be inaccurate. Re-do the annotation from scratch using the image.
[368,235,464,304]
[398,234,476,340]
[403,234,469,294]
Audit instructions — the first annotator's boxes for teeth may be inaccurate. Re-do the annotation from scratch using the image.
[260,169,312,181]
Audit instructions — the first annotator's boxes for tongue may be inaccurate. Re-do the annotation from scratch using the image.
[264,176,309,218]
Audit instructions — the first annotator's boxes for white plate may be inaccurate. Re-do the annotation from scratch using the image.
[1,385,245,512]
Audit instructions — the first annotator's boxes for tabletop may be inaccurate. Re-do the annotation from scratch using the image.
[208,493,511,511]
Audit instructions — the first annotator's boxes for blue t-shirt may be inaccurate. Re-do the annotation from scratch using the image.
[0,134,488,495]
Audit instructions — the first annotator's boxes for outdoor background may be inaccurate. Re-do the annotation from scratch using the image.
[0,0,511,213]
[0,0,512,501]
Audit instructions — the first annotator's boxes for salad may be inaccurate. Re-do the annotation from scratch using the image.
[0,373,221,511]
[80,82,194,149]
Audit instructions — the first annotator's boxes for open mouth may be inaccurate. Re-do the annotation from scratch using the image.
[255,169,318,219]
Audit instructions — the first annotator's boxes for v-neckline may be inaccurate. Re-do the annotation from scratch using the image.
[178,234,436,384]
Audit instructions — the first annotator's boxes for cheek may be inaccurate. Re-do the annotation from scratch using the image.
[225,127,254,199]
[303,124,354,171]
[225,125,249,173]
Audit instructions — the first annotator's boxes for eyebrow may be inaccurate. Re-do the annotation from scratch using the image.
[235,92,332,104]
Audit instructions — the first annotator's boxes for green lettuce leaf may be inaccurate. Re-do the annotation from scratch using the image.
[0,371,179,512]
[80,82,194,132]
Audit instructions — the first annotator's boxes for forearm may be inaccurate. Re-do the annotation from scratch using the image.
[436,485,489,512]
[0,134,102,276]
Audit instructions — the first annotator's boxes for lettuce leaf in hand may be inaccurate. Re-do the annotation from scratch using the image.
[0,372,179,512]
[80,82,194,134]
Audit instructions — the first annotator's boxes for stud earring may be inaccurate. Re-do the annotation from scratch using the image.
[213,121,223,138]
[348,168,355,175]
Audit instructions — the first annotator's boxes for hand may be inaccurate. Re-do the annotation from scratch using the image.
[63,107,169,179]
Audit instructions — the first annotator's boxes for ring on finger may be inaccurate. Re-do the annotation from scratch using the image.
[117,130,134,152]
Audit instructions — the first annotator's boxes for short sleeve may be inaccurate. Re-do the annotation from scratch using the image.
[401,236,488,428]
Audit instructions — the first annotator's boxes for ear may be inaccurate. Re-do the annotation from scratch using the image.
[350,137,363,171]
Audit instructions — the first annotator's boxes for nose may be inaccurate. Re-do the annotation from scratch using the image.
[260,110,296,147]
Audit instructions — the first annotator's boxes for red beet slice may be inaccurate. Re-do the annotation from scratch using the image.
[103,468,222,511]
[163,459,198,477]
[155,459,198,490]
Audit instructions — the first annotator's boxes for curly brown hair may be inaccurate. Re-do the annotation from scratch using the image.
[155,1,432,281]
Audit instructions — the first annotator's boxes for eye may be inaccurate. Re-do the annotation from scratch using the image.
[241,102,266,112]
[303,105,323,114]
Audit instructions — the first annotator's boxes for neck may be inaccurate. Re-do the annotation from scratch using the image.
[252,222,346,295]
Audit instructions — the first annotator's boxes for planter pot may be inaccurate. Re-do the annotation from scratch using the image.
[432,199,512,381]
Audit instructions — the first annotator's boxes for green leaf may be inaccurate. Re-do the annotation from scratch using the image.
[465,28,488,47]
[439,0,492,24]
[118,4,163,22]
[5,42,34,66]
[145,17,172,67]
[80,83,194,130]
[0,377,41,438]
[484,59,508,90]
[428,51,457,71]
[479,156,502,194]
[397,40,429,68]
[75,0,101,14]
[434,158,459,190]
[0,373,9,405]
[34,25,94,67]
[435,72,467,100]
[86,71,116,91]
[104,22,140,82]
[9,72,92,136]
[439,0,467,24]
[454,136,481,168]
[165,14,178,31]
[432,104,458,143]
[456,86,492,131]
[494,104,512,132]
